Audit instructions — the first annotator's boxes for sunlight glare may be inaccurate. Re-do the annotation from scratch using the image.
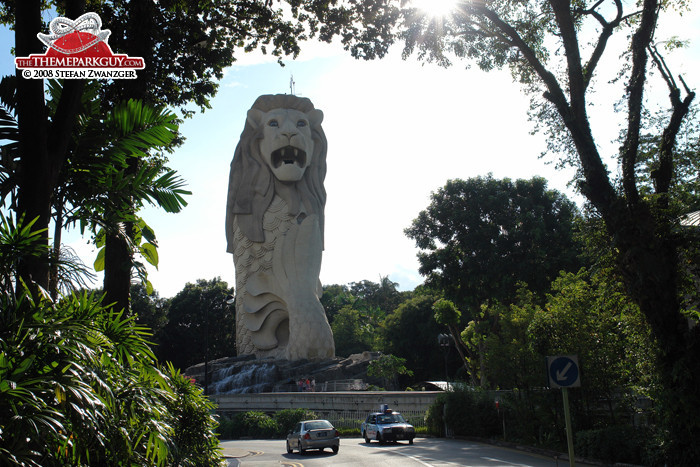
[411,0,459,18]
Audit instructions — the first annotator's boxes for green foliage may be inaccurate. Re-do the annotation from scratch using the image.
[426,387,501,439]
[406,176,581,314]
[0,218,223,466]
[575,426,649,465]
[432,298,461,327]
[330,305,376,356]
[381,294,445,382]
[164,364,223,466]
[229,412,279,439]
[0,288,225,466]
[158,278,235,371]
[274,408,318,435]
[367,353,413,390]
[131,282,168,339]
[0,214,46,293]
[335,427,360,437]
[325,277,410,357]
[529,270,658,400]
[424,393,448,436]
[349,276,409,314]
[462,287,542,389]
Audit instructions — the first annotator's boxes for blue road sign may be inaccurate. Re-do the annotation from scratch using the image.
[547,355,580,388]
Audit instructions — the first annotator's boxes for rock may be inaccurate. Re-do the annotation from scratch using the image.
[184,351,382,394]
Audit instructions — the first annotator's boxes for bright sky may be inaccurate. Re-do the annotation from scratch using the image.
[1,5,699,299]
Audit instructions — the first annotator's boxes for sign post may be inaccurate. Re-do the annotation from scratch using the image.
[547,355,580,467]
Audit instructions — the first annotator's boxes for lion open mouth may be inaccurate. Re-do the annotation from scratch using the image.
[271,145,306,168]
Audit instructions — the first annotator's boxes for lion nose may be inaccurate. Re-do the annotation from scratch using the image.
[281,131,297,140]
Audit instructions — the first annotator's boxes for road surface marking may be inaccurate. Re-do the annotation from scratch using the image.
[481,457,532,466]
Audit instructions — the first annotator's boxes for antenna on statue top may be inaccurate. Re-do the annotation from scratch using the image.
[289,74,296,95]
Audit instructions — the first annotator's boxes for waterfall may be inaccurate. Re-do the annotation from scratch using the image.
[210,362,278,394]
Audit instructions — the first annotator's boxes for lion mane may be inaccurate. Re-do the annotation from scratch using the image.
[225,94,327,250]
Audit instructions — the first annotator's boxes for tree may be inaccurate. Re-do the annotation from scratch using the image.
[320,283,354,324]
[324,277,410,356]
[461,287,543,390]
[381,293,446,382]
[158,278,235,371]
[432,298,476,384]
[406,176,581,313]
[366,353,414,390]
[349,275,408,314]
[130,283,168,341]
[330,305,375,357]
[395,2,699,458]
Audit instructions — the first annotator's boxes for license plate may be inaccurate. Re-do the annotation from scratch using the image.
[317,432,327,437]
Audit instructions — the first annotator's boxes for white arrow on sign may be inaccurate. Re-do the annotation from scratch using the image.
[556,361,573,381]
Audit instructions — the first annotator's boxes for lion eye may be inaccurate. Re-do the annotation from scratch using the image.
[268,119,279,127]
[297,120,307,128]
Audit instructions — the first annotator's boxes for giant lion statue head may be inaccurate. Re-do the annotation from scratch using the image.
[225,94,327,250]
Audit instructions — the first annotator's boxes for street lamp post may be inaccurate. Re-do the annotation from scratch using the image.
[204,293,209,396]
[438,333,452,381]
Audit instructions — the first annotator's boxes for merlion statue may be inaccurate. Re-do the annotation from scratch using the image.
[225,94,335,360]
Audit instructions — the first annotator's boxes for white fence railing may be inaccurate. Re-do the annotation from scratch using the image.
[312,409,427,429]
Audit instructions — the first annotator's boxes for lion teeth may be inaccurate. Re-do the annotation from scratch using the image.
[294,149,299,157]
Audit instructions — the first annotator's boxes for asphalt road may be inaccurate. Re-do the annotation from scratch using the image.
[221,437,588,466]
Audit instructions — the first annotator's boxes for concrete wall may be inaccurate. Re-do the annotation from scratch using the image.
[213,391,441,417]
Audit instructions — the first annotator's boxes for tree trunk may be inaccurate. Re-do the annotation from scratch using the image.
[103,229,132,314]
[101,1,155,313]
[15,0,50,294]
[15,0,85,296]
[612,207,700,461]
[449,324,477,385]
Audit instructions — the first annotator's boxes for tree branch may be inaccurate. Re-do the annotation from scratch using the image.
[467,1,618,215]
[581,0,624,89]
[48,80,85,189]
[648,45,695,195]
[469,3,569,113]
[550,0,586,114]
[621,0,660,206]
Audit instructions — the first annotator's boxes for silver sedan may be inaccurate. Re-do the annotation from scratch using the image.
[286,420,340,454]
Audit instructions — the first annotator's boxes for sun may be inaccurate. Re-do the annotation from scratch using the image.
[410,0,460,18]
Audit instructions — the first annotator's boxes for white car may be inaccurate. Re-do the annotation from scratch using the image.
[361,409,415,444]
[286,419,340,454]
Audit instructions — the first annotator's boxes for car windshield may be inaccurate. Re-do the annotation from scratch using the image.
[377,413,406,424]
[304,420,332,430]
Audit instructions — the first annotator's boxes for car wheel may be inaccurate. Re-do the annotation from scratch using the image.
[286,440,293,454]
[299,439,306,455]
[332,445,339,454]
[409,438,414,445]
[363,431,370,443]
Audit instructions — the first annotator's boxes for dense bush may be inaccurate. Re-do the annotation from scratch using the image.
[274,408,317,436]
[0,215,224,466]
[0,290,225,466]
[165,365,223,466]
[427,387,502,438]
[219,412,279,439]
[575,426,648,465]
[219,409,318,439]
[425,393,448,436]
[426,388,566,447]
